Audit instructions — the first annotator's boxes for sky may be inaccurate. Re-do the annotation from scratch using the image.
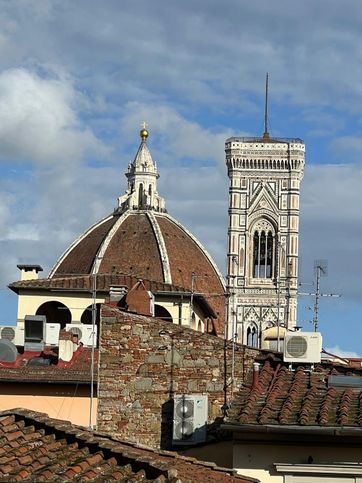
[0,0,362,357]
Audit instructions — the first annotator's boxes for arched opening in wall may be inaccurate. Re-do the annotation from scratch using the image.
[246,325,258,348]
[252,219,275,279]
[81,304,101,346]
[191,313,197,330]
[154,304,173,323]
[138,183,144,207]
[197,320,203,333]
[36,301,71,329]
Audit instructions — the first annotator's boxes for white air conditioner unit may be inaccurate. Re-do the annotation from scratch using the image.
[44,323,60,346]
[284,331,322,363]
[65,324,97,347]
[172,394,208,445]
[0,326,24,346]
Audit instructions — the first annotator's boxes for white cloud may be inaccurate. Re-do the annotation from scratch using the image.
[0,67,108,165]
[2,0,362,120]
[3,224,40,241]
[120,102,236,169]
[325,346,361,359]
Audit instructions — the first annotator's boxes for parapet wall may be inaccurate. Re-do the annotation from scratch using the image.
[97,305,260,448]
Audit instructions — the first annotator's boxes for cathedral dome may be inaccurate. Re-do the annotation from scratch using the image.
[49,128,226,333]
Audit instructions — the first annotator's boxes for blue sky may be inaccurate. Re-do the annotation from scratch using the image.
[0,0,362,356]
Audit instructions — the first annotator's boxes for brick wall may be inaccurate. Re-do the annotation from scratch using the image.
[97,305,259,449]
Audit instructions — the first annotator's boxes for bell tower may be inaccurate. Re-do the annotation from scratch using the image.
[225,87,305,346]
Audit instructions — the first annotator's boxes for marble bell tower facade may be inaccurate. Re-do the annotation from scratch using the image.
[225,133,305,347]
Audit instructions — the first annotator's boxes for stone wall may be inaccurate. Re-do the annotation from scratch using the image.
[97,305,260,449]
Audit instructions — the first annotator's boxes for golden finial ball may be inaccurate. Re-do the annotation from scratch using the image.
[140,128,149,140]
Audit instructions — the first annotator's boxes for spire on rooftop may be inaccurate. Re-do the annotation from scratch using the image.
[117,124,166,214]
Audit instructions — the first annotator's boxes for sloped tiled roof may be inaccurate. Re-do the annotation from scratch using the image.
[227,359,362,428]
[9,273,188,294]
[47,211,225,335]
[0,409,255,482]
[9,274,217,321]
[0,347,97,384]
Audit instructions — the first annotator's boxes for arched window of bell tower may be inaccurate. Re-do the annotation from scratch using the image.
[252,219,275,279]
[246,324,258,347]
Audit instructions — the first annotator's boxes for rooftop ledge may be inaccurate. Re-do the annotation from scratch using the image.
[222,423,362,436]
[226,136,304,144]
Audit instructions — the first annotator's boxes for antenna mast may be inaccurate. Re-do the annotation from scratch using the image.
[299,260,341,332]
[263,72,269,139]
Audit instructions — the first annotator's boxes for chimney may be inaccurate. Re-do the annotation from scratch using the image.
[252,362,260,389]
[17,264,43,281]
[109,285,128,304]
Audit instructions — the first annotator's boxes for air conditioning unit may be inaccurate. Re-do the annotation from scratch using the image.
[65,324,97,347]
[284,331,322,363]
[172,394,208,445]
[24,315,46,351]
[0,326,24,346]
[44,323,60,346]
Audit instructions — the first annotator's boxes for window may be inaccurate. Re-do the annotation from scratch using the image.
[138,183,144,207]
[252,220,275,279]
[247,325,258,347]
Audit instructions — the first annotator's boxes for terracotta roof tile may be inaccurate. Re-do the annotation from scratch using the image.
[0,347,98,384]
[10,273,195,297]
[0,409,254,482]
[227,358,362,429]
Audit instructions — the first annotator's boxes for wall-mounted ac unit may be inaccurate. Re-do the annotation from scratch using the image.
[65,324,97,347]
[284,331,322,363]
[44,323,60,346]
[172,394,208,445]
[0,326,24,346]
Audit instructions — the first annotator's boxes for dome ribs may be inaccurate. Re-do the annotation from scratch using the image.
[53,216,118,277]
[156,215,225,334]
[99,214,164,283]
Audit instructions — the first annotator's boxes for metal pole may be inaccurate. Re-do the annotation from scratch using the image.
[89,272,96,429]
[313,266,321,332]
[264,73,269,136]
[189,272,195,327]
[276,239,281,352]
[231,301,236,399]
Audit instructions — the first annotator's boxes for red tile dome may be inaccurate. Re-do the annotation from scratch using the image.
[50,210,226,334]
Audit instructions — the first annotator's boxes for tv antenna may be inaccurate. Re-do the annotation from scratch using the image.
[298,260,341,332]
